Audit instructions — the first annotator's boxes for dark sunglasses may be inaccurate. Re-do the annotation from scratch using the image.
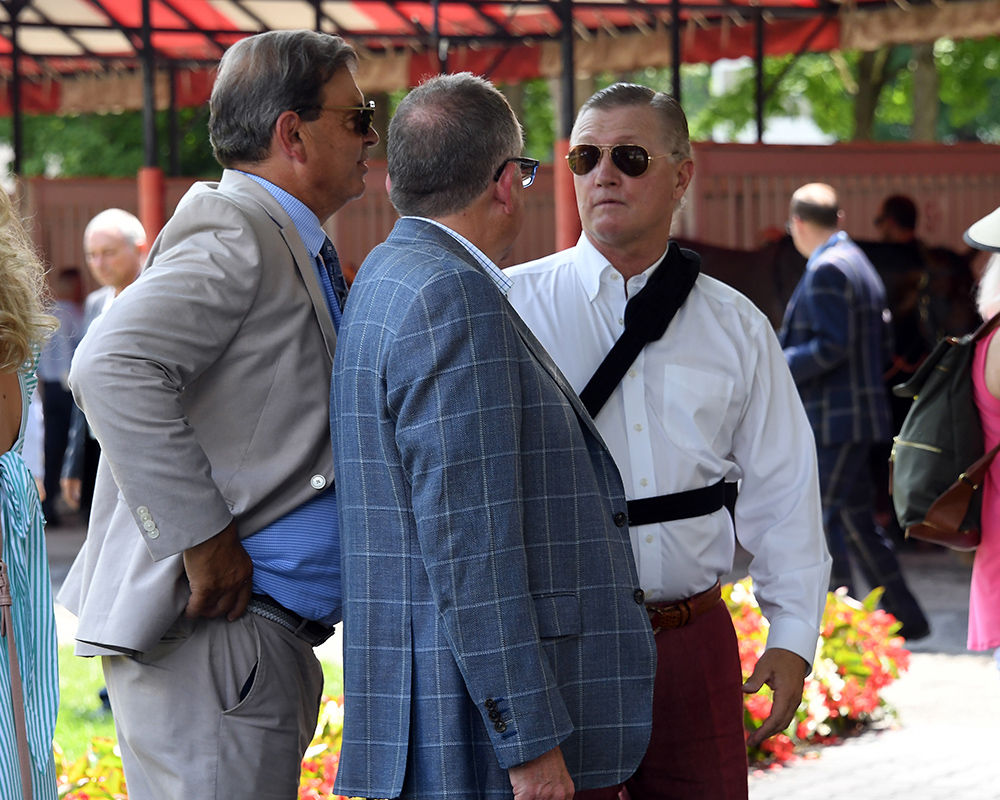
[566,143,675,178]
[296,100,376,136]
[493,157,541,188]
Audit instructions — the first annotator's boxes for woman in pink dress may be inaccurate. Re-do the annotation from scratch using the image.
[970,252,1000,664]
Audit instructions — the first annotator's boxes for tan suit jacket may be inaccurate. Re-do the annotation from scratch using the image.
[58,170,337,656]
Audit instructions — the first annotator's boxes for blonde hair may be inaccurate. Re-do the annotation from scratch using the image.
[0,191,57,371]
[977,253,1000,322]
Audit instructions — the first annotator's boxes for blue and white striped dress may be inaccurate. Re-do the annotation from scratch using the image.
[0,365,58,800]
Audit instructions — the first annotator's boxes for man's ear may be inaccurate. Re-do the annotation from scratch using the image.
[494,162,517,216]
[673,159,694,200]
[274,110,307,163]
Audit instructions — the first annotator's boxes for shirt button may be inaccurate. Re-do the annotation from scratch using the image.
[147,528,160,540]
[611,272,620,281]
[618,318,624,326]
[310,474,327,490]
[634,423,643,432]
[645,534,654,544]
[640,478,648,487]
[628,369,637,378]
[614,512,628,527]
[634,589,645,604]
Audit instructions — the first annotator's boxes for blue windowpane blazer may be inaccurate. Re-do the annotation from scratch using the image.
[332,218,656,799]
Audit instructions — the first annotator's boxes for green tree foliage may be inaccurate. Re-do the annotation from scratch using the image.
[686,36,1000,143]
[0,106,220,178]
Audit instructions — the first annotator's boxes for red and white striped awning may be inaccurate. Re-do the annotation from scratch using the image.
[1,0,998,114]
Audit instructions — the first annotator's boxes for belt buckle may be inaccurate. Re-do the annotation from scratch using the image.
[294,617,335,647]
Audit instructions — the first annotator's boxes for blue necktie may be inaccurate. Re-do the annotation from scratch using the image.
[319,237,348,313]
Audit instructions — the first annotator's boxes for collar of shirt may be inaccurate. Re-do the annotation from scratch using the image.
[236,171,327,260]
[807,229,849,269]
[574,233,669,303]
[407,216,511,295]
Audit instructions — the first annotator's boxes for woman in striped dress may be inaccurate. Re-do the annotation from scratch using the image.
[0,188,59,800]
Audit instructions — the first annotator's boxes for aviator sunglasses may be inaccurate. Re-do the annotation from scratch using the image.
[566,143,676,178]
[295,99,377,136]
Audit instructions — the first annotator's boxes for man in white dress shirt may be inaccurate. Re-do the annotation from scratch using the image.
[505,83,832,799]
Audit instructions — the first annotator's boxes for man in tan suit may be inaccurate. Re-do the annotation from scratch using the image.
[57,30,378,799]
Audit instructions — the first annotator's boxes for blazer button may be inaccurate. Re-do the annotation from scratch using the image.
[494,721,507,733]
[136,506,149,516]
[488,710,501,721]
[147,528,160,540]
[634,589,645,604]
[484,699,496,710]
[310,474,327,490]
[614,511,628,527]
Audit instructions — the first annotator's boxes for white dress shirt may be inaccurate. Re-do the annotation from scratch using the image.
[505,234,832,662]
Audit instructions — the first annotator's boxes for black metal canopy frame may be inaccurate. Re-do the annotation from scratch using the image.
[0,0,986,173]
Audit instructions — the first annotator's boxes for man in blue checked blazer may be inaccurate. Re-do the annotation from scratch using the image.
[332,73,656,800]
[780,182,930,639]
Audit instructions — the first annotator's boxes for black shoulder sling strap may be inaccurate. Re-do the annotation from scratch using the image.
[579,242,737,526]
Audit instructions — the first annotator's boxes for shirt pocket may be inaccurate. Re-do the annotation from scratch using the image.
[662,365,736,452]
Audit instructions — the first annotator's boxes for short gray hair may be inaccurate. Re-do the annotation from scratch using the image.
[84,208,146,247]
[575,83,691,161]
[209,30,358,167]
[387,73,523,218]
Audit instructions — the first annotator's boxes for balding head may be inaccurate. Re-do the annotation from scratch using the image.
[788,183,843,258]
[790,183,841,231]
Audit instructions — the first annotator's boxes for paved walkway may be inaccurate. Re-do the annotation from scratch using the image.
[47,521,1000,798]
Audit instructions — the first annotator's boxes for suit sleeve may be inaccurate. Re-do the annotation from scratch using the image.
[68,193,264,561]
[783,263,852,385]
[385,267,573,769]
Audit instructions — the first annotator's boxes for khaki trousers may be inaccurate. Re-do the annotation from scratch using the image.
[103,611,324,800]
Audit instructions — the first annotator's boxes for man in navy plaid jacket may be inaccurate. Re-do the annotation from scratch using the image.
[780,182,930,639]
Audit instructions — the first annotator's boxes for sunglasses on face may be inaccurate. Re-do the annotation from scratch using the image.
[296,100,376,136]
[493,156,541,188]
[566,143,676,178]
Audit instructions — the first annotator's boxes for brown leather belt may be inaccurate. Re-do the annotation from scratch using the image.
[645,580,722,632]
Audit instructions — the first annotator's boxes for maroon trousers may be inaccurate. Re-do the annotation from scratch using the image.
[576,600,748,800]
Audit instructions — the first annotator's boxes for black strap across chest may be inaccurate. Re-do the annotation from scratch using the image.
[579,242,737,526]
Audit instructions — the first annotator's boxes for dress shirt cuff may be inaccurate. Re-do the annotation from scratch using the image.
[763,615,822,669]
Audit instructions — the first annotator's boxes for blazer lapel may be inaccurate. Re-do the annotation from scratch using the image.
[219,171,338,359]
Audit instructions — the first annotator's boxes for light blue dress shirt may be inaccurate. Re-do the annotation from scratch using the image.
[235,172,341,625]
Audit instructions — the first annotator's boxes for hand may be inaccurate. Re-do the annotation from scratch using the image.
[61,477,81,510]
[742,647,809,748]
[508,746,574,800]
[181,521,253,622]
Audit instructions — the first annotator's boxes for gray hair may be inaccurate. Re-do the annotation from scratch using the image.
[574,83,691,161]
[84,208,146,247]
[209,30,358,167]
[387,73,523,218]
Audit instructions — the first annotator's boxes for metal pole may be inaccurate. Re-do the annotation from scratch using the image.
[755,8,765,143]
[671,0,682,103]
[559,0,574,138]
[168,63,180,176]
[554,0,580,251]
[10,16,23,176]
[141,0,157,167]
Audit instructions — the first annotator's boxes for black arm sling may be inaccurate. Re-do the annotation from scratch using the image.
[578,241,737,527]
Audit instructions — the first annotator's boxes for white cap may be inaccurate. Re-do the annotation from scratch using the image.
[964,205,1000,252]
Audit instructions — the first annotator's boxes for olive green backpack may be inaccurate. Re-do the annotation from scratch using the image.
[890,312,1000,550]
